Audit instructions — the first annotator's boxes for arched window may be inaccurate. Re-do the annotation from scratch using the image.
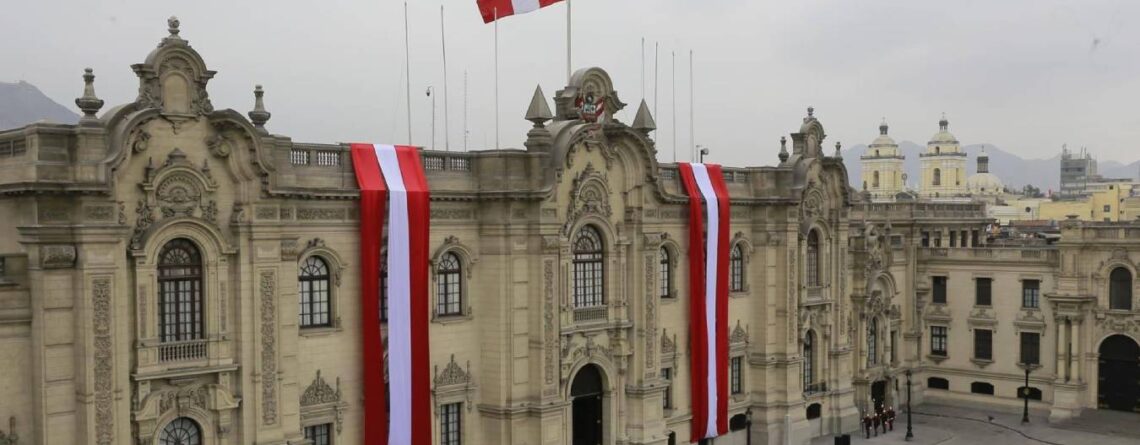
[932,168,942,186]
[806,403,822,420]
[867,318,878,365]
[158,239,204,343]
[1110,267,1132,310]
[803,330,815,392]
[299,256,332,328]
[437,252,463,316]
[806,231,820,287]
[159,417,202,445]
[659,247,672,298]
[872,171,880,188]
[730,244,744,292]
[572,226,605,308]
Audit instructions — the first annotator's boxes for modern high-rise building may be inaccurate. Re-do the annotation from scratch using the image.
[1059,146,1097,200]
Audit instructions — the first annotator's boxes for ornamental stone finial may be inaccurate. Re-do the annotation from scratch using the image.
[524,86,553,152]
[631,99,656,134]
[168,16,181,37]
[778,136,789,163]
[75,68,104,124]
[835,141,843,159]
[807,106,814,118]
[248,85,271,131]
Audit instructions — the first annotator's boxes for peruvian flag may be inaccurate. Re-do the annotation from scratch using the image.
[351,144,432,445]
[477,0,564,23]
[677,162,730,442]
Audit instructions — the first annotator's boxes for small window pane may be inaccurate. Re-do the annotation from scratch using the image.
[437,252,463,316]
[299,256,332,328]
[441,402,462,445]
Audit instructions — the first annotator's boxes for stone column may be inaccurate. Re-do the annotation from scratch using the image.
[1073,318,1083,383]
[1054,319,1064,380]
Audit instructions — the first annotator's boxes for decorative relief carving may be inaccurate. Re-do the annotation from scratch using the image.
[543,259,557,386]
[259,270,278,425]
[661,330,677,355]
[131,128,151,153]
[659,209,683,220]
[297,207,346,220]
[40,245,76,269]
[92,277,113,445]
[562,162,613,235]
[645,254,656,370]
[280,239,300,261]
[301,370,342,406]
[230,203,247,224]
[430,208,474,220]
[37,204,70,223]
[84,205,115,221]
[541,208,557,218]
[205,130,231,158]
[156,173,203,218]
[256,206,278,220]
[279,207,293,220]
[158,385,208,413]
[434,355,472,387]
[200,200,218,224]
[730,320,749,344]
[139,284,148,338]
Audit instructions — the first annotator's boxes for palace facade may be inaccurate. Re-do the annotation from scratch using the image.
[1,19,1139,445]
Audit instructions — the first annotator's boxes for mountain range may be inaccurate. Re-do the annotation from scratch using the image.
[0,81,79,131]
[841,142,1140,192]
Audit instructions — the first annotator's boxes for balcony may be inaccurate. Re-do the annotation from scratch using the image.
[573,305,608,323]
[159,339,208,363]
[804,382,828,395]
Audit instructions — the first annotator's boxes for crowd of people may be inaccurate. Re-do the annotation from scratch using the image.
[861,406,897,439]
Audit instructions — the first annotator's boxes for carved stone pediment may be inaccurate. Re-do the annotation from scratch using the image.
[562,162,613,235]
[132,17,216,117]
[660,330,677,356]
[433,355,472,388]
[730,321,749,345]
[301,370,341,407]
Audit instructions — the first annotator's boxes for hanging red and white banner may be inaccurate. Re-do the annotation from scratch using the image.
[351,143,432,445]
[677,162,730,442]
[476,0,564,23]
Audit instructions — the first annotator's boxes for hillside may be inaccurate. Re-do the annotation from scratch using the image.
[0,81,80,130]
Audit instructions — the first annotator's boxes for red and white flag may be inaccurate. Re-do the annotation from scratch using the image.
[677,162,730,442]
[477,0,564,23]
[351,144,432,445]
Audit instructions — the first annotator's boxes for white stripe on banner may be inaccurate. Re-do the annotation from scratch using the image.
[511,0,540,14]
[374,144,412,444]
[692,164,720,438]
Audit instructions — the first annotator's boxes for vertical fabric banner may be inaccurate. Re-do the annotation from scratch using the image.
[677,162,730,442]
[351,143,431,445]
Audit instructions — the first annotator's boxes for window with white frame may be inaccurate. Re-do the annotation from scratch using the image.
[440,402,462,445]
[299,256,332,328]
[437,252,463,316]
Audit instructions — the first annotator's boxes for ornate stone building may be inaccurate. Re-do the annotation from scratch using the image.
[859,119,905,200]
[919,115,968,198]
[1,19,1139,445]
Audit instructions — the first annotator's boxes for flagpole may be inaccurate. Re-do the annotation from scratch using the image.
[690,49,695,163]
[653,42,658,134]
[494,7,500,150]
[463,69,468,151]
[641,37,645,99]
[441,5,450,151]
[566,0,572,82]
[404,2,412,145]
[671,50,676,163]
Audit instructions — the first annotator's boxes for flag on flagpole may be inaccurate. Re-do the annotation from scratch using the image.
[352,143,432,445]
[677,162,730,442]
[477,0,564,23]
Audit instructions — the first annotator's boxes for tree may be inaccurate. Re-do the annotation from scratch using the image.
[1022,184,1044,198]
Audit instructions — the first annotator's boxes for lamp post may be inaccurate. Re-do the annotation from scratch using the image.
[698,145,709,163]
[1021,366,1031,424]
[905,369,914,441]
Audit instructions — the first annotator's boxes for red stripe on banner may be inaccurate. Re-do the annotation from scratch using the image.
[350,143,389,445]
[395,145,432,445]
[707,164,732,436]
[539,0,564,7]
[476,0,515,23]
[678,163,709,443]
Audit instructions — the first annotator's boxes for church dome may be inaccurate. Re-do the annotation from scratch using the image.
[967,172,1004,195]
[929,114,959,145]
[866,119,900,157]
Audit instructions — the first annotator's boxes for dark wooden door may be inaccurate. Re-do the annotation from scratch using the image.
[1099,335,1140,412]
[871,380,887,411]
[573,393,603,445]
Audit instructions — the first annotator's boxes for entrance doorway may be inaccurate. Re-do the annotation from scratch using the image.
[1098,335,1140,412]
[571,364,604,445]
[871,380,888,412]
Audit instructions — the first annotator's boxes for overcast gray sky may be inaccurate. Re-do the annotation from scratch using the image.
[3,0,1138,166]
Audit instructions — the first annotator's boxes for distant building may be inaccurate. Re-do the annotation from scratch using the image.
[859,119,905,200]
[919,114,968,198]
[1059,146,1096,200]
[966,147,1003,197]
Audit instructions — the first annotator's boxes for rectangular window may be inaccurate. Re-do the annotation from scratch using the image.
[975,278,992,306]
[440,402,462,445]
[949,231,957,247]
[1104,204,1112,213]
[971,229,980,247]
[961,230,968,247]
[932,276,948,304]
[730,356,743,394]
[890,329,898,363]
[933,232,942,247]
[921,231,930,247]
[1020,332,1040,365]
[931,326,948,356]
[304,423,332,445]
[661,367,673,409]
[974,329,993,361]
[1022,280,1040,308]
